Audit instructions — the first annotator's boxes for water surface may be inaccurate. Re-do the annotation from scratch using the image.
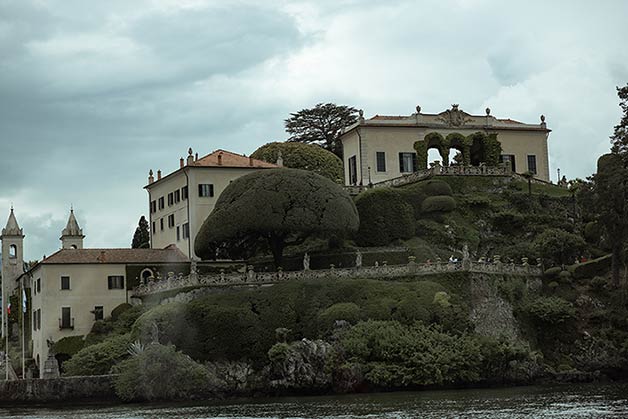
[2,383,627,418]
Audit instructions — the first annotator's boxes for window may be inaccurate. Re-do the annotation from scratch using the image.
[527,155,537,175]
[9,244,16,259]
[182,186,188,200]
[168,214,175,228]
[174,190,180,203]
[150,200,156,213]
[198,184,214,197]
[152,221,156,234]
[168,192,174,206]
[399,152,417,173]
[34,309,41,331]
[93,306,104,321]
[158,197,165,210]
[37,278,41,293]
[376,152,386,172]
[61,276,70,290]
[160,218,164,231]
[176,226,180,241]
[348,156,357,185]
[182,223,190,239]
[107,275,125,290]
[60,307,73,330]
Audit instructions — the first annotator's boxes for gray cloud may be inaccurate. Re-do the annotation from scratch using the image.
[0,0,627,259]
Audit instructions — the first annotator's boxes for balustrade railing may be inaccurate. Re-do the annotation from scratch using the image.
[132,258,542,297]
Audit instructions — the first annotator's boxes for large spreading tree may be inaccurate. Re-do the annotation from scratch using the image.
[284,103,359,158]
[251,141,344,183]
[194,168,359,267]
[131,216,150,249]
[594,84,628,286]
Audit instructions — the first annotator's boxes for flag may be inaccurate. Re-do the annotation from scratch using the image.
[7,302,11,316]
[22,289,27,313]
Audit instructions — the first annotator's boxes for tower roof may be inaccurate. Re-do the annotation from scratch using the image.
[1,208,24,238]
[61,209,84,238]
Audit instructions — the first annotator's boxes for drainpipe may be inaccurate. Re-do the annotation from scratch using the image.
[183,168,192,258]
[357,128,363,186]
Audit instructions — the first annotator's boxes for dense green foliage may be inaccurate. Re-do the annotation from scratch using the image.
[131,216,150,249]
[53,336,86,358]
[534,228,587,266]
[523,297,575,326]
[251,142,344,183]
[284,103,358,157]
[413,131,502,169]
[63,334,133,376]
[421,196,456,213]
[195,168,359,266]
[113,344,211,401]
[354,188,415,246]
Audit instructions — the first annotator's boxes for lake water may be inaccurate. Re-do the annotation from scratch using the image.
[1,383,628,418]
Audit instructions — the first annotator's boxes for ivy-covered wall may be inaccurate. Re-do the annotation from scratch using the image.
[413,131,503,169]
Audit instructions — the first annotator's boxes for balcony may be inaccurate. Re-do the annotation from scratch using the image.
[59,317,74,330]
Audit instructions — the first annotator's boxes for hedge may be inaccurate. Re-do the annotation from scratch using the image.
[421,196,457,213]
[354,188,415,246]
[63,333,133,376]
[568,254,612,279]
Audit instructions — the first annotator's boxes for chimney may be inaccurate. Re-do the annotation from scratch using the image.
[180,158,184,169]
[157,170,162,180]
[148,170,154,184]
[217,152,223,166]
[249,156,253,166]
[195,152,198,161]
[187,148,194,165]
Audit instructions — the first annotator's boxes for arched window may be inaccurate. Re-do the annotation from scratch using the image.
[70,245,77,249]
[9,244,17,259]
[141,268,154,281]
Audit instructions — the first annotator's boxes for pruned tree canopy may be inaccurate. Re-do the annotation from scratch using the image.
[251,142,344,183]
[195,168,359,267]
[132,216,150,249]
[284,103,358,158]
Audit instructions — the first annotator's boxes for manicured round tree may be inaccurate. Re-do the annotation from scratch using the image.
[354,188,415,246]
[194,168,359,267]
[251,142,344,183]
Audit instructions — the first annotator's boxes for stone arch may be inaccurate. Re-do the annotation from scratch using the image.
[414,132,446,169]
[445,133,470,166]
[466,132,502,166]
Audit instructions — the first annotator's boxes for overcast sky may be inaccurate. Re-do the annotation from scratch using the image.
[1,0,627,260]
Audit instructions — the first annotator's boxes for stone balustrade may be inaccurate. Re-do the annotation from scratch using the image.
[344,164,513,194]
[132,258,542,297]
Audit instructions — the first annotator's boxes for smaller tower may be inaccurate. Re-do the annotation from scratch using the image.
[60,209,84,249]
[1,208,25,302]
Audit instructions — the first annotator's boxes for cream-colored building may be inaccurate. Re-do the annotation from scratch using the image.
[3,210,189,377]
[145,148,277,258]
[340,104,551,185]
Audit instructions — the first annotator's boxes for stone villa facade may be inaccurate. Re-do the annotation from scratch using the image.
[340,104,551,185]
[1,209,189,377]
[145,148,277,258]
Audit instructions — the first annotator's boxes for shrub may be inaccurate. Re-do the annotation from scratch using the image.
[53,336,85,358]
[63,334,133,376]
[584,221,601,244]
[397,188,428,218]
[111,303,132,321]
[492,210,525,233]
[419,180,453,197]
[251,142,344,183]
[421,196,456,213]
[544,267,562,279]
[569,255,612,279]
[113,344,211,401]
[534,228,587,266]
[318,303,362,329]
[590,276,607,291]
[558,270,572,283]
[354,188,415,246]
[131,303,191,349]
[524,297,575,325]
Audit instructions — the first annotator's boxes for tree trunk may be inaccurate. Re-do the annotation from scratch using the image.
[268,234,286,270]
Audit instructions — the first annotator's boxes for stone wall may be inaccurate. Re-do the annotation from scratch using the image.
[0,375,117,403]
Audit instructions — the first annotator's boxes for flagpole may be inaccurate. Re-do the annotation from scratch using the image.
[21,278,25,379]
[3,283,7,381]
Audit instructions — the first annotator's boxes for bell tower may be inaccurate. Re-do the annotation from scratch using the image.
[1,208,25,302]
[60,209,84,249]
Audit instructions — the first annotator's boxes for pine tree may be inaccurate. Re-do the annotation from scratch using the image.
[132,216,150,249]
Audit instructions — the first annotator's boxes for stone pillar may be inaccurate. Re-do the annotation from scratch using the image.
[42,354,60,379]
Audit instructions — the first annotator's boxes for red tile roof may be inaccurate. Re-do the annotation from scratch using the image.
[40,245,189,265]
[193,149,277,168]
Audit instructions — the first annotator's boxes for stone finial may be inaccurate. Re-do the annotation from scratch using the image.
[540,114,545,123]
[485,107,491,115]
[276,150,284,167]
[187,148,194,165]
[188,147,193,156]
[416,105,421,113]
[148,169,154,184]
[157,170,162,180]
[358,109,364,122]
